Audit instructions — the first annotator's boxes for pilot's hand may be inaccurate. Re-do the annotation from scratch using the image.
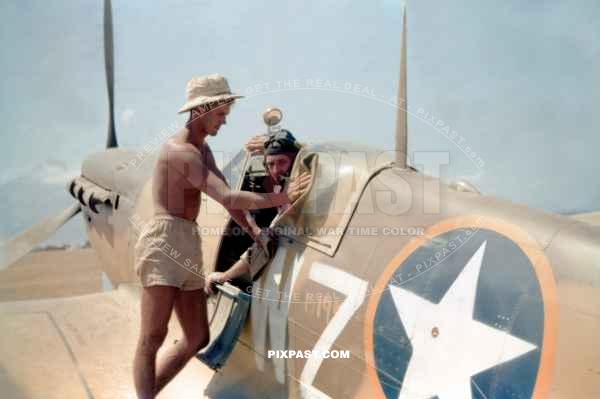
[285,172,312,204]
[245,135,268,155]
[204,272,228,295]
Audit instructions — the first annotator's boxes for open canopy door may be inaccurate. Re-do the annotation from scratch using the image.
[196,283,251,370]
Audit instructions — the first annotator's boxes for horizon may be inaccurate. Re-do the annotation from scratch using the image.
[1,0,599,245]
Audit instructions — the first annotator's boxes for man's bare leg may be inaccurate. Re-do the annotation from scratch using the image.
[134,286,178,399]
[155,288,209,394]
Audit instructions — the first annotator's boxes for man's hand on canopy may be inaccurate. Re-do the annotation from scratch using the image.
[244,135,268,155]
[285,172,311,204]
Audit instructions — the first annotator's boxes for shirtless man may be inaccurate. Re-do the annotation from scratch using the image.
[132,74,310,399]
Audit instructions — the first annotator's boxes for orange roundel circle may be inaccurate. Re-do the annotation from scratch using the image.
[363,215,557,399]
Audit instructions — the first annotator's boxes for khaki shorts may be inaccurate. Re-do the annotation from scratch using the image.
[133,214,204,290]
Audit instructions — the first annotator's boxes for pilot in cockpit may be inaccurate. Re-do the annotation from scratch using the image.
[204,129,313,293]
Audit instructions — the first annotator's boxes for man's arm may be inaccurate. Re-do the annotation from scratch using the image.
[202,145,262,239]
[201,143,229,186]
[167,145,295,210]
[228,209,261,240]
[204,258,251,295]
[244,134,268,155]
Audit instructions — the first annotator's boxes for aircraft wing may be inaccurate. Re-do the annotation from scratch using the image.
[571,211,600,226]
[0,284,216,399]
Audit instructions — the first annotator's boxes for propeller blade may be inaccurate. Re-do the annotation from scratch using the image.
[0,2,116,269]
[394,3,408,167]
[104,0,117,148]
[0,203,82,270]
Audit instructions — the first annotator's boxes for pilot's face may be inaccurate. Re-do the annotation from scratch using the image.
[265,153,293,184]
[198,103,231,136]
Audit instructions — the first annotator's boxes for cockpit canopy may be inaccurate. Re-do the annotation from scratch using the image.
[292,142,395,255]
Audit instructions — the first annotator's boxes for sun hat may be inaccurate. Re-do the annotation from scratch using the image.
[177,74,244,114]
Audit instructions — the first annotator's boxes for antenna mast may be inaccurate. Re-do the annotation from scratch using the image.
[394,3,408,168]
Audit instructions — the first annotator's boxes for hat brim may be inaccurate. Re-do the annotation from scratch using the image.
[177,93,244,114]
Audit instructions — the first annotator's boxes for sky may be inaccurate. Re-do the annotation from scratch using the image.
[0,0,599,244]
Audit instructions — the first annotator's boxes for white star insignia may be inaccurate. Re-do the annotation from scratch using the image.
[389,241,537,399]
